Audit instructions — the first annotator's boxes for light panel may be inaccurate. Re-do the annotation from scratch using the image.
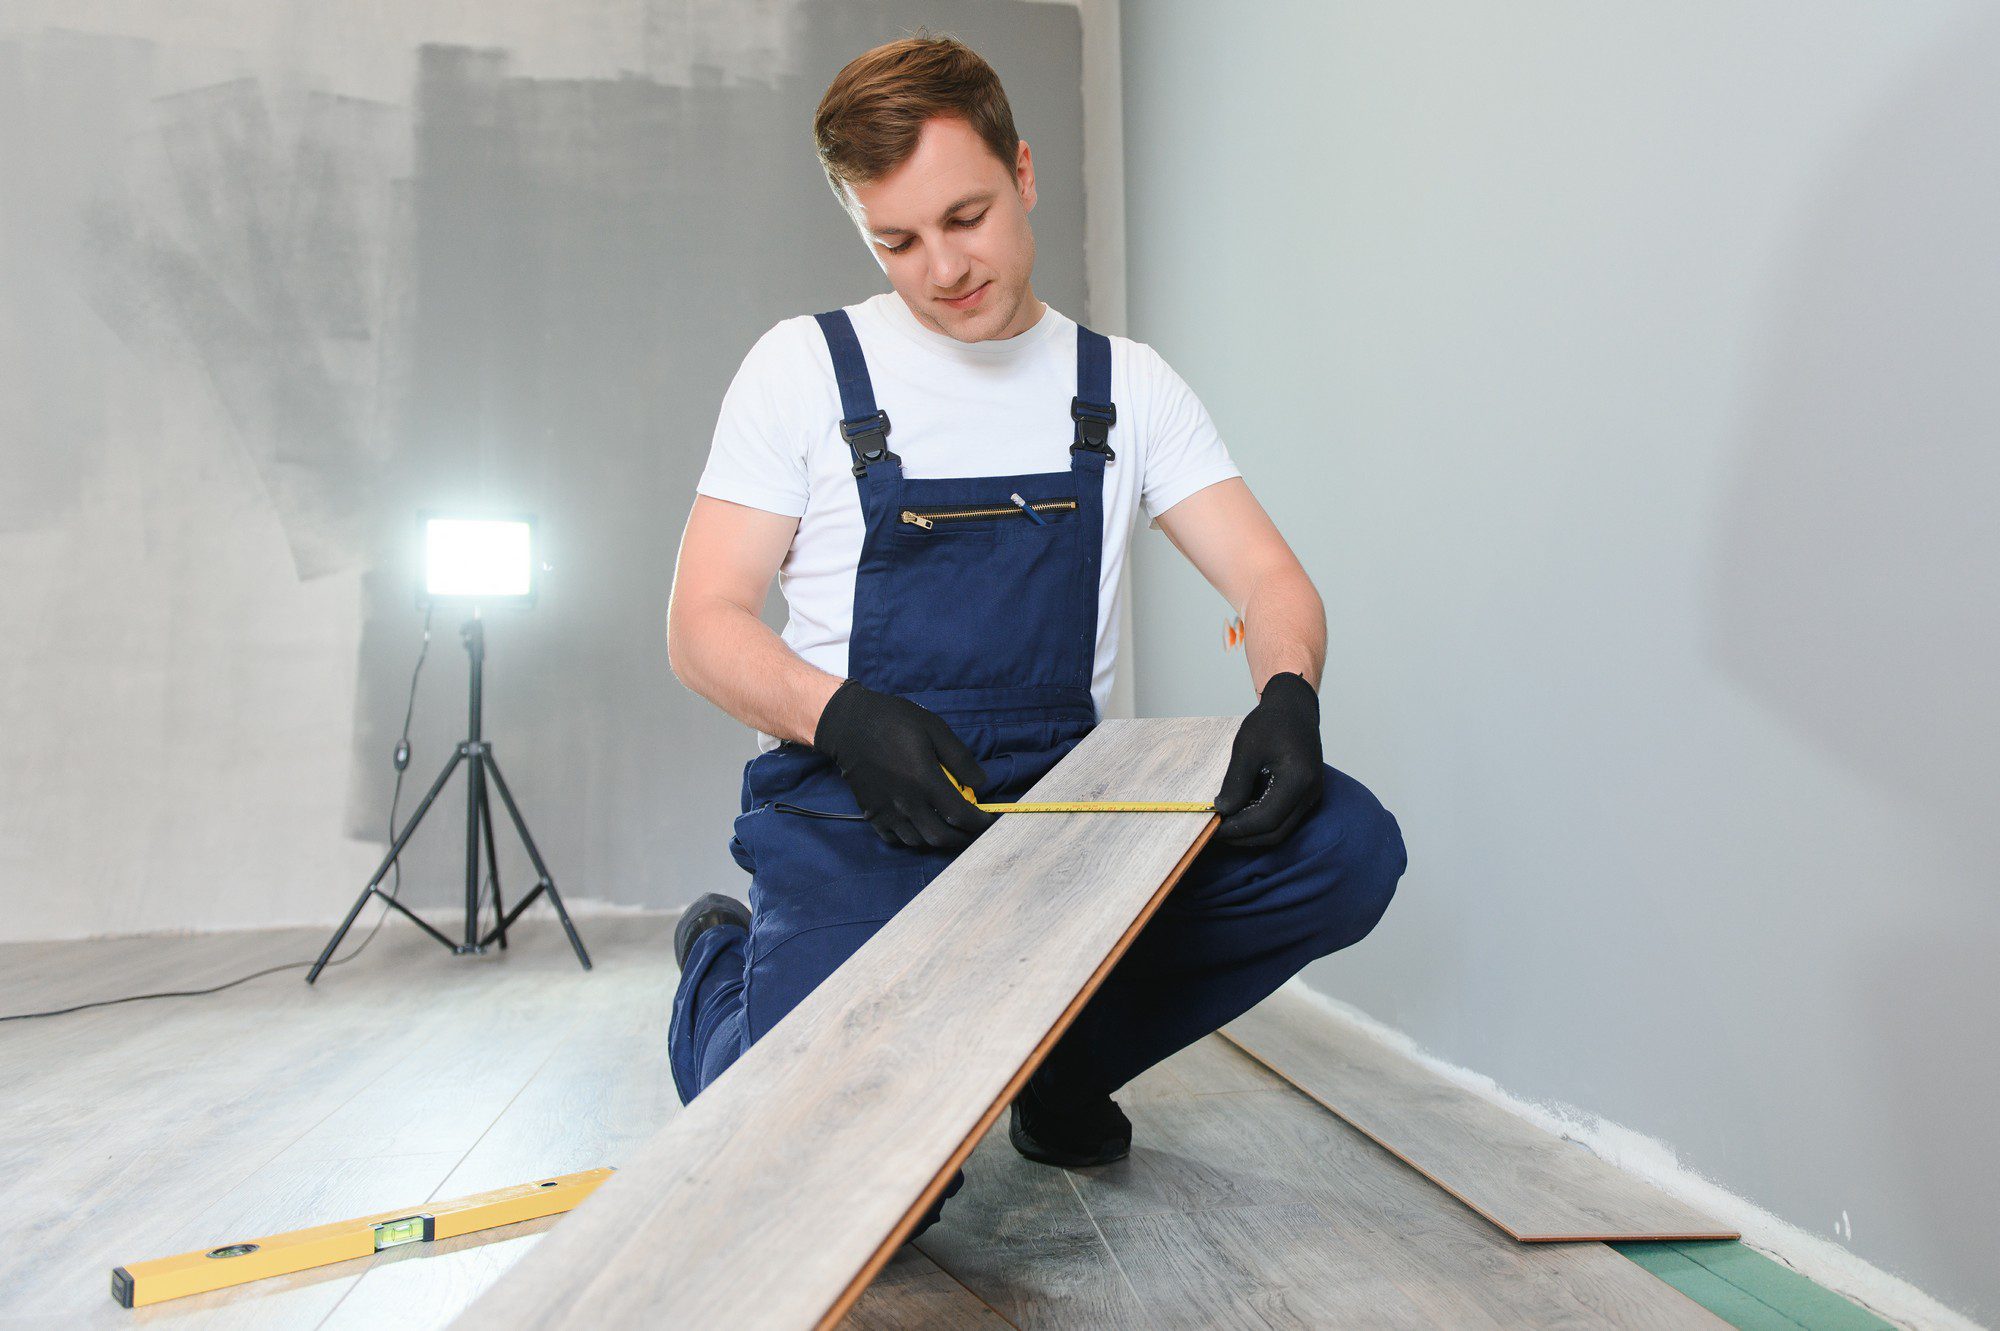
[422,516,535,604]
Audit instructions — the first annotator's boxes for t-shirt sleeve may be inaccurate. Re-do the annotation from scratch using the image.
[694,321,812,518]
[1134,342,1241,527]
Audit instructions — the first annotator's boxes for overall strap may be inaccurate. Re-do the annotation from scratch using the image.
[812,309,899,478]
[1071,324,1117,462]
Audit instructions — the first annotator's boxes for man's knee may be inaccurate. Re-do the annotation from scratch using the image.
[1298,766,1406,954]
[744,915,888,1044]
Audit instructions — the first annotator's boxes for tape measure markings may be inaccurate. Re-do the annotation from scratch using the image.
[943,766,1215,815]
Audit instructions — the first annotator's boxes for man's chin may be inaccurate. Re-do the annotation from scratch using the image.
[959,286,1020,339]
[916,283,1022,341]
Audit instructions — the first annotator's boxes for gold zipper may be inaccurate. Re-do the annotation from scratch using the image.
[900,499,1078,530]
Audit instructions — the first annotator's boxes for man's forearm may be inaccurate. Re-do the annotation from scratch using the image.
[1241,567,1326,695]
[667,595,844,745]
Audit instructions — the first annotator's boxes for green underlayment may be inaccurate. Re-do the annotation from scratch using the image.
[1613,1240,1894,1331]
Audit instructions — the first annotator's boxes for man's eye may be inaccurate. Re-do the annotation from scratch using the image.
[884,213,986,256]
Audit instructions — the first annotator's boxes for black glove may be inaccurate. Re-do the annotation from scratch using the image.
[812,679,998,850]
[1212,671,1324,847]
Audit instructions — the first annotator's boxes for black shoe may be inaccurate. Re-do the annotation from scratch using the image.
[905,1165,967,1243]
[675,893,750,969]
[1008,1078,1131,1168]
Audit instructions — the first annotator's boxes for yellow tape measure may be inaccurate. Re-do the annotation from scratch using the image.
[945,768,1213,815]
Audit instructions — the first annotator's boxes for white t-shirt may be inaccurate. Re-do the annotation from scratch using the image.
[695,290,1240,752]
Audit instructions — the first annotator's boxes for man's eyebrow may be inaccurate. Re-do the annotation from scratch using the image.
[869,191,995,238]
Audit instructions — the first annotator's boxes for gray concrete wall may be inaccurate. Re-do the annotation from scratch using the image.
[1123,2,1996,1322]
[0,0,1090,940]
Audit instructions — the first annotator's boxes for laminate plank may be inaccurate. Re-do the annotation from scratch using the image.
[0,927,348,1095]
[1275,1096,1722,1330]
[0,917,1737,1330]
[319,940,684,1331]
[1531,1243,1750,1331]
[415,946,684,1197]
[839,1247,1015,1331]
[1099,1201,1440,1330]
[453,716,1240,1331]
[0,919,668,1326]
[1073,1086,1728,1330]
[0,933,194,1011]
[322,937,1008,1331]
[154,996,591,1330]
[2,936,468,1318]
[1221,986,1737,1242]
[912,1035,1296,1330]
[909,1120,1151,1330]
[1122,1031,1289,1105]
[0,926,298,996]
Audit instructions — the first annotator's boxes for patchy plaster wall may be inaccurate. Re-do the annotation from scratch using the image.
[0,0,1090,940]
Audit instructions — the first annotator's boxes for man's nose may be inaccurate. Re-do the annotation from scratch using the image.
[929,239,970,290]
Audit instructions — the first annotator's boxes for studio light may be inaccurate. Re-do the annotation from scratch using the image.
[420,513,536,607]
[309,509,588,983]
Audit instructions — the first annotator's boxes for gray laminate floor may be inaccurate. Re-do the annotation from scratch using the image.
[0,919,1720,1329]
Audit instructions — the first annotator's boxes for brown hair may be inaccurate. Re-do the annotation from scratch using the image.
[813,30,1021,203]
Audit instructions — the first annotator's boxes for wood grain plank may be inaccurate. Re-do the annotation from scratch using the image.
[1121,1030,1290,1105]
[839,1246,1015,1330]
[1,929,468,1321]
[319,940,685,1331]
[1221,986,1738,1242]
[452,716,1240,1331]
[1074,1085,1728,1330]
[1099,1201,1443,1330]
[912,1036,1299,1330]
[0,920,671,1327]
[908,1120,1151,1330]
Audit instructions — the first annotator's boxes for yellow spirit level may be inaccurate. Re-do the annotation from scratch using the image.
[945,768,1214,815]
[111,1167,612,1309]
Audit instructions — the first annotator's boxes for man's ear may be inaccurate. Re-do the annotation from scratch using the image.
[1015,139,1037,212]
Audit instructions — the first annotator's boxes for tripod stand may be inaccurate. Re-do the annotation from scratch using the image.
[307,613,591,983]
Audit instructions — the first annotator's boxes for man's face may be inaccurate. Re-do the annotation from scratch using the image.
[842,115,1041,342]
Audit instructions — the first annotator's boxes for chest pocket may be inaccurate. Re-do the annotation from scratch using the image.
[867,484,1092,693]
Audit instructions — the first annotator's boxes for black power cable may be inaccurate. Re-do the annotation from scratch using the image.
[0,607,440,1022]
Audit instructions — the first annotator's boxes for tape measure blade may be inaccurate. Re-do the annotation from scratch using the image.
[974,802,1215,814]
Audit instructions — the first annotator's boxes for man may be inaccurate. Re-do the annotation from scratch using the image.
[665,33,1405,1235]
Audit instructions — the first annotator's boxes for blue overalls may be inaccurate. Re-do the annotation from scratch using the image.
[669,307,1407,1234]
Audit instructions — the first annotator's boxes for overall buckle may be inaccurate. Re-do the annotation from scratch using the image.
[1070,396,1116,461]
[840,410,896,477]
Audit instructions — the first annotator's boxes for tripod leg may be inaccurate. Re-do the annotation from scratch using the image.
[463,741,485,953]
[482,879,545,946]
[306,881,381,987]
[480,781,508,950]
[308,747,466,983]
[481,750,592,971]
